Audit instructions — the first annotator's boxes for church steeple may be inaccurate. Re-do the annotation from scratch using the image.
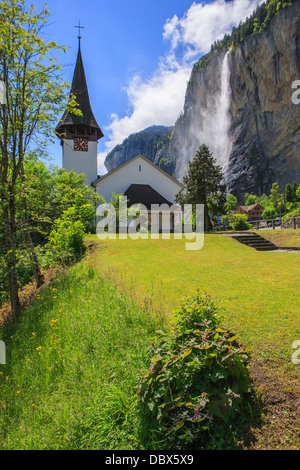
[56,40,103,140]
[56,33,103,186]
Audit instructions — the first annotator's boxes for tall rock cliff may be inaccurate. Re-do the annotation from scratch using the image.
[227,0,300,199]
[168,1,300,200]
[104,126,174,173]
[105,2,300,201]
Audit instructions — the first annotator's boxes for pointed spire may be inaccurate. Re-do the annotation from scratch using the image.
[56,38,103,140]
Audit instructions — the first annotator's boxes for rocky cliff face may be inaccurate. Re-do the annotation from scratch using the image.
[104,126,174,173]
[169,1,300,201]
[227,1,300,199]
[105,2,300,201]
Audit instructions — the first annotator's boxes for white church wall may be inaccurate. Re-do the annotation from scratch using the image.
[63,139,98,186]
[95,155,183,204]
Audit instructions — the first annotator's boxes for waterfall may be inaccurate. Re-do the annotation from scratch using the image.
[177,51,232,179]
[216,51,232,169]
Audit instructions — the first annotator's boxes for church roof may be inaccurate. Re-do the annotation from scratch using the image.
[92,154,184,188]
[55,41,103,139]
[124,184,172,210]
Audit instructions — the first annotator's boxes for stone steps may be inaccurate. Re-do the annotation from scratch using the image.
[230,232,279,251]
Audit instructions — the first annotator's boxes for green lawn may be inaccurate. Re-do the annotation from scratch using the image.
[1,233,299,449]
[90,234,300,373]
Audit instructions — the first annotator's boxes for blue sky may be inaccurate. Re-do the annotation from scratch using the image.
[25,0,262,172]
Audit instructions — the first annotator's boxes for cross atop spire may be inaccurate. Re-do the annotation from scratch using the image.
[74,20,85,40]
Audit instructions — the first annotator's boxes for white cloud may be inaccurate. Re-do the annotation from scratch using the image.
[107,62,190,148]
[99,0,264,173]
[166,0,263,57]
[163,15,181,50]
[98,57,191,173]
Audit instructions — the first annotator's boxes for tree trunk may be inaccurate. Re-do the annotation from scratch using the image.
[7,256,21,317]
[20,164,44,288]
[204,203,212,232]
[23,229,44,288]
[3,203,21,317]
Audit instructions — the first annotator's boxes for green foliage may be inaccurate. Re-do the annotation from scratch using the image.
[269,182,282,210]
[0,251,34,304]
[0,160,102,305]
[47,208,86,265]
[0,245,53,305]
[61,198,96,232]
[226,179,300,223]
[0,0,82,315]
[175,144,226,231]
[283,206,300,219]
[225,194,238,212]
[230,214,252,231]
[0,1,100,313]
[20,159,103,243]
[244,193,256,206]
[262,206,277,220]
[158,158,168,169]
[136,293,254,450]
[285,183,295,203]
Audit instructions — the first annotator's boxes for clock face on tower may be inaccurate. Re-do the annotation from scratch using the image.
[74,138,88,152]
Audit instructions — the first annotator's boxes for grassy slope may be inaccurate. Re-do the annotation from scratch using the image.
[0,262,161,450]
[252,229,300,248]
[90,234,300,373]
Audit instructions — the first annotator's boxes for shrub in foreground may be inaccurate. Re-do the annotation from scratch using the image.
[136,293,255,449]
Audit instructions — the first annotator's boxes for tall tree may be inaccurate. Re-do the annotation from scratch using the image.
[175,144,226,231]
[269,182,282,211]
[0,0,78,317]
[225,194,238,212]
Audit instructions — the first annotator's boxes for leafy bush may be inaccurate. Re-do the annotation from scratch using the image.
[230,214,252,231]
[136,293,255,450]
[47,217,85,265]
[46,200,97,265]
[283,207,300,219]
[62,199,96,233]
[262,207,277,220]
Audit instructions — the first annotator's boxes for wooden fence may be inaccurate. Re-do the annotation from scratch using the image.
[214,216,300,231]
[251,216,300,230]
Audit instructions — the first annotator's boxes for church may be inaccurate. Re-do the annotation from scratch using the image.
[55,36,184,217]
